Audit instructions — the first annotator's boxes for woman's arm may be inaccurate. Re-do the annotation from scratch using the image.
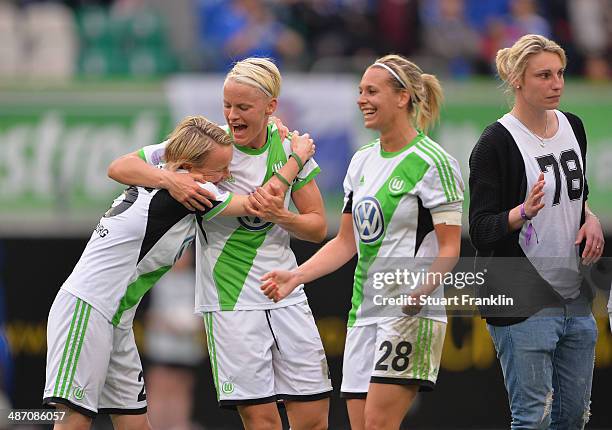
[218,184,280,217]
[108,152,214,211]
[108,132,314,212]
[246,179,327,243]
[261,213,356,301]
[468,127,513,250]
[219,132,316,217]
[506,172,545,231]
[576,202,605,264]
[261,132,315,194]
[403,222,461,314]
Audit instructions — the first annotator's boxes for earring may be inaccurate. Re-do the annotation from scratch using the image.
[516,85,520,89]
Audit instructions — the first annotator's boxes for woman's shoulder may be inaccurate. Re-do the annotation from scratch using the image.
[473,121,514,153]
[559,110,587,149]
[469,120,524,172]
[481,120,512,140]
[559,110,583,123]
[559,111,585,134]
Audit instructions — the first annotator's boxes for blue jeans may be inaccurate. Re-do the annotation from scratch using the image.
[488,298,597,430]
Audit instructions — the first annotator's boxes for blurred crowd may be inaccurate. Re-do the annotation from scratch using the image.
[0,0,610,80]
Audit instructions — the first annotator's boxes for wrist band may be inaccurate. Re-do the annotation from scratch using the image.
[289,152,304,171]
[520,203,531,221]
[274,171,291,187]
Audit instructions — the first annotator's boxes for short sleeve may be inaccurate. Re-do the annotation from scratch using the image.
[417,153,464,213]
[197,182,233,221]
[138,141,169,166]
[342,169,353,214]
[292,157,321,192]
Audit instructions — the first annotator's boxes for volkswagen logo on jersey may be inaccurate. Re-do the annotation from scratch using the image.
[353,197,385,243]
[238,216,273,231]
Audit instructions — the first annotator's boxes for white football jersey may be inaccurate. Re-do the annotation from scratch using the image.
[139,123,321,311]
[343,132,464,326]
[62,183,231,328]
[498,110,585,298]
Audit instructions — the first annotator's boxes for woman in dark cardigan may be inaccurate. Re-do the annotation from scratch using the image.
[469,34,604,429]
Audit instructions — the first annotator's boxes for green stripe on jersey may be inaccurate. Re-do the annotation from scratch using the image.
[423,137,459,201]
[137,148,146,161]
[380,133,424,158]
[264,124,288,182]
[213,227,269,310]
[212,125,288,310]
[292,166,321,192]
[357,140,378,152]
[347,152,430,327]
[112,266,172,325]
[417,139,458,202]
[205,193,234,221]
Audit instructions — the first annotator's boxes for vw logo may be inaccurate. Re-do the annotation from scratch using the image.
[238,216,273,231]
[353,197,384,243]
[388,176,405,194]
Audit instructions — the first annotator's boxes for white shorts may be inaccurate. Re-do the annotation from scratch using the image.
[203,301,332,408]
[341,317,446,398]
[43,290,147,417]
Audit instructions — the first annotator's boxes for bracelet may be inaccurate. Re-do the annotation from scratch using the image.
[273,171,291,187]
[289,152,304,171]
[520,203,531,221]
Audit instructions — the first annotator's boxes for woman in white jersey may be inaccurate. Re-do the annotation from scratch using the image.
[261,55,464,430]
[44,116,314,430]
[469,35,604,429]
[108,58,331,430]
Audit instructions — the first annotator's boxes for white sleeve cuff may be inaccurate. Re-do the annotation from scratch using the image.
[432,211,462,226]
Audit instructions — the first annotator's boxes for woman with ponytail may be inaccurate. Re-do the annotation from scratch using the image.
[260,55,464,429]
[469,34,603,428]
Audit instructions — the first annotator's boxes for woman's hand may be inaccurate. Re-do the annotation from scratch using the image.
[270,116,289,141]
[164,171,214,211]
[402,288,426,316]
[290,131,315,164]
[524,172,546,219]
[575,213,605,265]
[260,270,301,302]
[245,183,288,223]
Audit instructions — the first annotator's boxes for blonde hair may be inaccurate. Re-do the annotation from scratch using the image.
[371,54,443,132]
[164,116,232,170]
[225,57,281,98]
[496,34,567,94]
